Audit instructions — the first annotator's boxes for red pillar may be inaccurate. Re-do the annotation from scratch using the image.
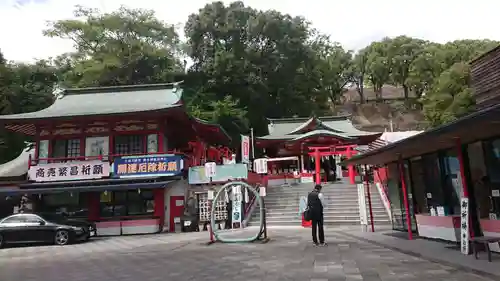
[154,189,165,231]
[87,192,100,222]
[364,165,375,232]
[398,158,413,240]
[314,149,321,184]
[348,147,355,184]
[456,138,473,239]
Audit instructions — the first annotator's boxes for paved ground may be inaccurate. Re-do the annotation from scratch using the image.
[0,228,495,281]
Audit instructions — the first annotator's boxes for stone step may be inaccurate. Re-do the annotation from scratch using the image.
[258,205,387,212]
[247,219,392,226]
[264,198,364,205]
[264,194,361,199]
[264,214,379,221]
[263,202,383,208]
[258,209,388,217]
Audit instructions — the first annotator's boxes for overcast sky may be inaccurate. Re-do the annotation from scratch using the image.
[1,0,500,62]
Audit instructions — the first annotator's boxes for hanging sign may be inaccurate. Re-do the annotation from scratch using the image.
[28,161,110,182]
[232,185,242,226]
[113,154,183,178]
[241,135,250,164]
[254,158,268,174]
[204,162,217,178]
[460,197,469,255]
[188,164,248,184]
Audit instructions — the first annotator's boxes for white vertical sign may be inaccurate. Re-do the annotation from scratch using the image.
[253,158,268,174]
[204,162,217,178]
[460,197,469,255]
[357,183,368,229]
[232,185,242,226]
[241,135,250,164]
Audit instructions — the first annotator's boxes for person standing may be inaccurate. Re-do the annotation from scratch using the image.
[307,184,326,246]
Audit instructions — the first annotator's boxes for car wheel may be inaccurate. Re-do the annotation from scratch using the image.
[0,234,4,248]
[54,230,70,246]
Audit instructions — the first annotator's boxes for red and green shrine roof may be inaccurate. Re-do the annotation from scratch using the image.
[0,83,183,121]
[256,116,382,147]
[0,83,231,144]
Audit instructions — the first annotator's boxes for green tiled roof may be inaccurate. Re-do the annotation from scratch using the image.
[289,129,353,141]
[0,83,183,121]
[257,130,353,142]
[261,115,379,140]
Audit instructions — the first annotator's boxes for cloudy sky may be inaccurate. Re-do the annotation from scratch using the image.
[1,0,500,62]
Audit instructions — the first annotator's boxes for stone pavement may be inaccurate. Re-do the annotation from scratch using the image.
[337,228,500,278]
[0,228,495,281]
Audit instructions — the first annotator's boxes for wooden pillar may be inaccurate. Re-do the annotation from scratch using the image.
[398,157,413,240]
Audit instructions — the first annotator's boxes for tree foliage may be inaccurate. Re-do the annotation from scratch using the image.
[422,62,474,126]
[44,5,184,87]
[0,59,57,162]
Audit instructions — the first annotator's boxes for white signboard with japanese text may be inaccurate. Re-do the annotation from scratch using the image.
[253,158,268,174]
[28,161,110,182]
[204,162,217,178]
[241,135,250,164]
[232,185,242,227]
[460,197,469,255]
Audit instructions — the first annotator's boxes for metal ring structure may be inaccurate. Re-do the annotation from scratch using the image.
[210,181,264,243]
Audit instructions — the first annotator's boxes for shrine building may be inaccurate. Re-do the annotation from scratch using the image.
[255,116,381,185]
[0,83,232,235]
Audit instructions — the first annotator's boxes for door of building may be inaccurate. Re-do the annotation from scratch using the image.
[169,196,184,232]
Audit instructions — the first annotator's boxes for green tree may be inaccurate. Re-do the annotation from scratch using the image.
[310,34,353,106]
[364,39,391,100]
[185,1,329,135]
[350,50,368,103]
[407,43,444,99]
[44,5,184,87]
[0,59,57,163]
[387,36,426,99]
[422,62,474,127]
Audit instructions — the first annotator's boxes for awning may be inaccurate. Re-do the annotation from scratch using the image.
[344,104,500,166]
[0,177,179,195]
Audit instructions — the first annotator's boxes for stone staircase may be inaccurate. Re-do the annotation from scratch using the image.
[247,181,391,227]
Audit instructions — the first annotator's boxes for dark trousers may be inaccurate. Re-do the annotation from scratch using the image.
[311,214,325,244]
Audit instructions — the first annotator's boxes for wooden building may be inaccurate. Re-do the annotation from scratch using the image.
[471,45,500,109]
[0,83,232,235]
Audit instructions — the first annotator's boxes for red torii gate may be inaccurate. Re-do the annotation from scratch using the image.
[308,145,357,185]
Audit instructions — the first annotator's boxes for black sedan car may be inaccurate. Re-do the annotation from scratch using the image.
[0,213,96,248]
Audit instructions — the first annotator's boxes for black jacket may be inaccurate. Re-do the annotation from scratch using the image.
[307,190,323,217]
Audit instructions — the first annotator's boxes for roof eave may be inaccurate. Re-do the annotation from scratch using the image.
[0,105,184,125]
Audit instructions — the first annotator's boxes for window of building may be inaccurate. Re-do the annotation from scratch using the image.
[52,139,81,160]
[39,192,88,218]
[440,150,461,215]
[99,190,154,218]
[421,153,445,210]
[482,138,500,218]
[114,135,145,155]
